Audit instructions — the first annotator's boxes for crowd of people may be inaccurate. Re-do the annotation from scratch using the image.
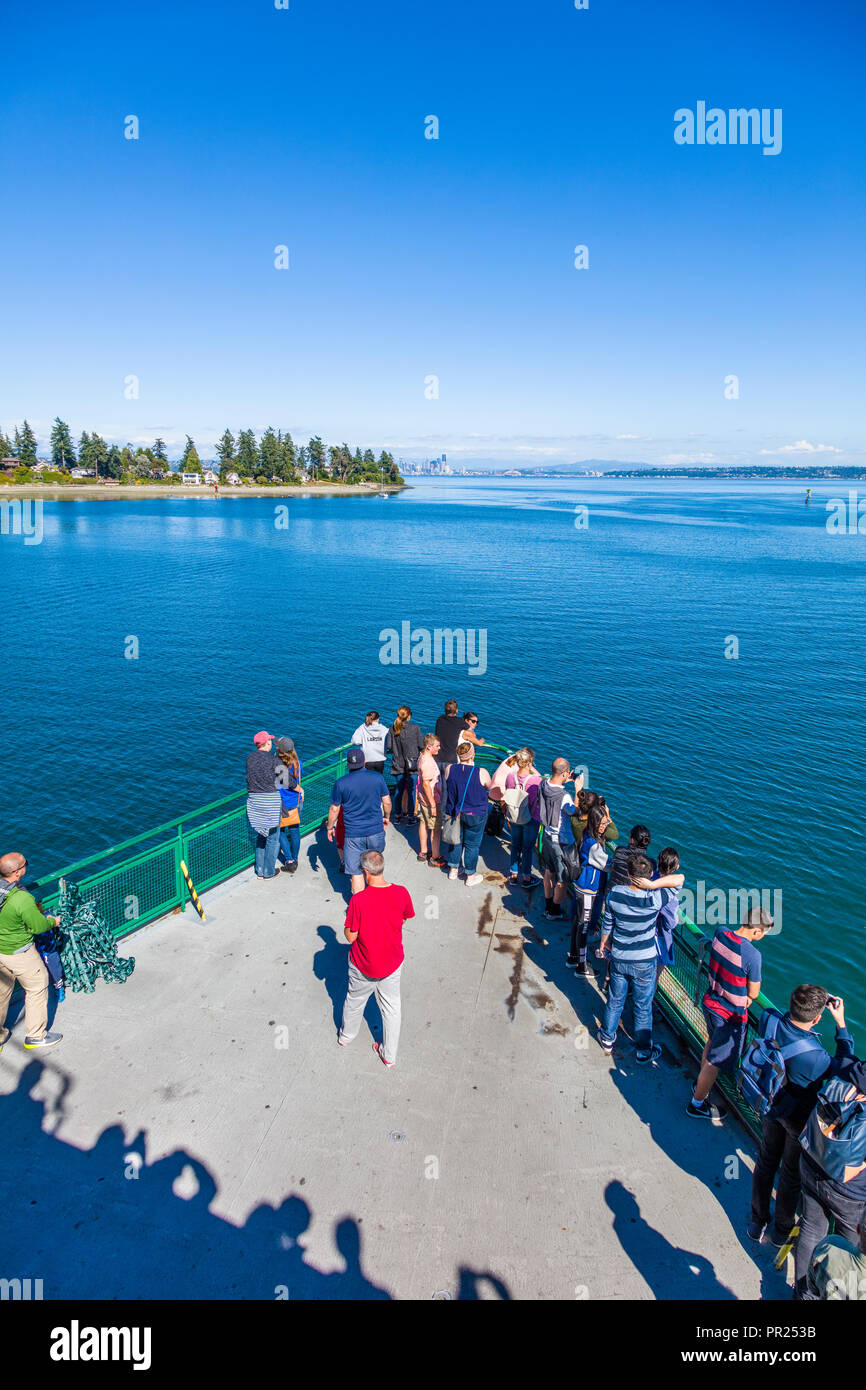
[247,697,864,1303]
[0,702,861,1304]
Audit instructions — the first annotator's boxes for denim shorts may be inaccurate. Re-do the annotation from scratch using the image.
[344,832,386,876]
[701,1001,748,1074]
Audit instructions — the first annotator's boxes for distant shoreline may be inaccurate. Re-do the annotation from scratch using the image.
[0,483,408,500]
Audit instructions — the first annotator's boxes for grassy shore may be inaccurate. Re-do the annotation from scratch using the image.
[0,482,408,499]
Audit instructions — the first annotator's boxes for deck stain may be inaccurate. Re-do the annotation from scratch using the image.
[503,941,525,1019]
[476,892,494,936]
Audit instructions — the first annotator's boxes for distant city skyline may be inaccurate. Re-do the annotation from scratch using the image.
[2,0,863,469]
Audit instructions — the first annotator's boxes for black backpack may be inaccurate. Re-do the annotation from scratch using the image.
[485,802,506,837]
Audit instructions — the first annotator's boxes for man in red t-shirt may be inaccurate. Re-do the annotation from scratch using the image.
[337,849,414,1067]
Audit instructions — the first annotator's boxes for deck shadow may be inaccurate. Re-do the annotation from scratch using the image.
[312,925,382,1040]
[0,1059,391,1300]
[604,1179,736,1300]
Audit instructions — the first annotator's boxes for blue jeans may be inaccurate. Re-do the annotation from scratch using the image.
[279,824,300,864]
[509,821,535,877]
[601,958,657,1053]
[447,812,486,873]
[255,825,280,877]
[393,770,417,815]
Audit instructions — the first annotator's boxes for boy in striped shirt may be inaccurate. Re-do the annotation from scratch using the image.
[596,853,664,1064]
[688,906,774,1120]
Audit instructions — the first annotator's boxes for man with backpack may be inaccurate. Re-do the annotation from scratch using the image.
[745,986,854,1246]
[794,1055,866,1299]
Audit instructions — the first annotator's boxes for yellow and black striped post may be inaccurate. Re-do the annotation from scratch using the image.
[774,1224,799,1270]
[179,859,207,921]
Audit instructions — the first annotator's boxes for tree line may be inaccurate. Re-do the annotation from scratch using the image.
[0,419,402,486]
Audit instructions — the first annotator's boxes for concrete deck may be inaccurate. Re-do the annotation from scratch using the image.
[0,825,792,1300]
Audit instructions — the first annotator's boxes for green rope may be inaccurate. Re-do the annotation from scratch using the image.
[56,880,135,994]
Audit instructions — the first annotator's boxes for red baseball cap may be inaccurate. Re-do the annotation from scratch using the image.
[253,731,273,746]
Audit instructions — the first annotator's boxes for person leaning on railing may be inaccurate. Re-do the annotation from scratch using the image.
[246,731,283,880]
[0,851,63,1051]
[385,706,424,825]
[275,736,304,875]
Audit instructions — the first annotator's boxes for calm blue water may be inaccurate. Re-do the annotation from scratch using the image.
[2,478,864,1031]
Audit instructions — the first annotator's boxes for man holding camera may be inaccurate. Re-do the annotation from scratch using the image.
[749,985,854,1246]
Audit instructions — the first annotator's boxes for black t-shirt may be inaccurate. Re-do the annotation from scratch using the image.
[434,714,467,764]
[610,844,656,887]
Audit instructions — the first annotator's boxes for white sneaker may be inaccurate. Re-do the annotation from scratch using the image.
[465,873,483,886]
[448,867,459,880]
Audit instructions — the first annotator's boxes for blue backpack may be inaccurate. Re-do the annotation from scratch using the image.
[800,1075,866,1185]
[738,1010,824,1116]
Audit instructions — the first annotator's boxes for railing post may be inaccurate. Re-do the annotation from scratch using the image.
[174,824,185,914]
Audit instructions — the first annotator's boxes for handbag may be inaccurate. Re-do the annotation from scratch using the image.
[281,806,300,828]
[440,766,475,845]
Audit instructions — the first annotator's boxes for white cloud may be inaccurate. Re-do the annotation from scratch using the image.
[759,440,841,455]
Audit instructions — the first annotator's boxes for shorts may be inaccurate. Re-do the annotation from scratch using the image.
[540,834,565,884]
[344,832,386,876]
[701,1001,748,1074]
[418,800,441,830]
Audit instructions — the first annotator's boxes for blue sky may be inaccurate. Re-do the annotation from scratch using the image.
[2,0,864,466]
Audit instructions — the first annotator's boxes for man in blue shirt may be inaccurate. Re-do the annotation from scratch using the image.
[327,747,391,895]
[749,985,853,1245]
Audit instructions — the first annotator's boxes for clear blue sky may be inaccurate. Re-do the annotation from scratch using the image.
[2,0,864,466]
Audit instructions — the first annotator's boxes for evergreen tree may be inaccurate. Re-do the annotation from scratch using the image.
[280,431,297,478]
[296,444,308,478]
[0,429,15,459]
[50,417,76,470]
[236,429,259,477]
[17,421,38,467]
[102,442,122,479]
[181,435,202,472]
[216,429,235,471]
[307,435,325,480]
[77,432,91,470]
[153,438,168,461]
[259,426,281,478]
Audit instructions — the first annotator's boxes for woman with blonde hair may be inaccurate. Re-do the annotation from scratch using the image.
[502,749,542,887]
[490,746,537,799]
[385,705,424,824]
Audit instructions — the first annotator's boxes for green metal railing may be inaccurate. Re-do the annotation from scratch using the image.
[35,742,355,939]
[36,735,768,1133]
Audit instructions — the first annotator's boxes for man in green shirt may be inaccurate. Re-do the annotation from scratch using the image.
[0,851,63,1050]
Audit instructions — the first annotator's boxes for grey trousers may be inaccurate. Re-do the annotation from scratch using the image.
[339,960,402,1064]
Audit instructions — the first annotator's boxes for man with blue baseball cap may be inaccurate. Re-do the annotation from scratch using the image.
[327,748,392,894]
